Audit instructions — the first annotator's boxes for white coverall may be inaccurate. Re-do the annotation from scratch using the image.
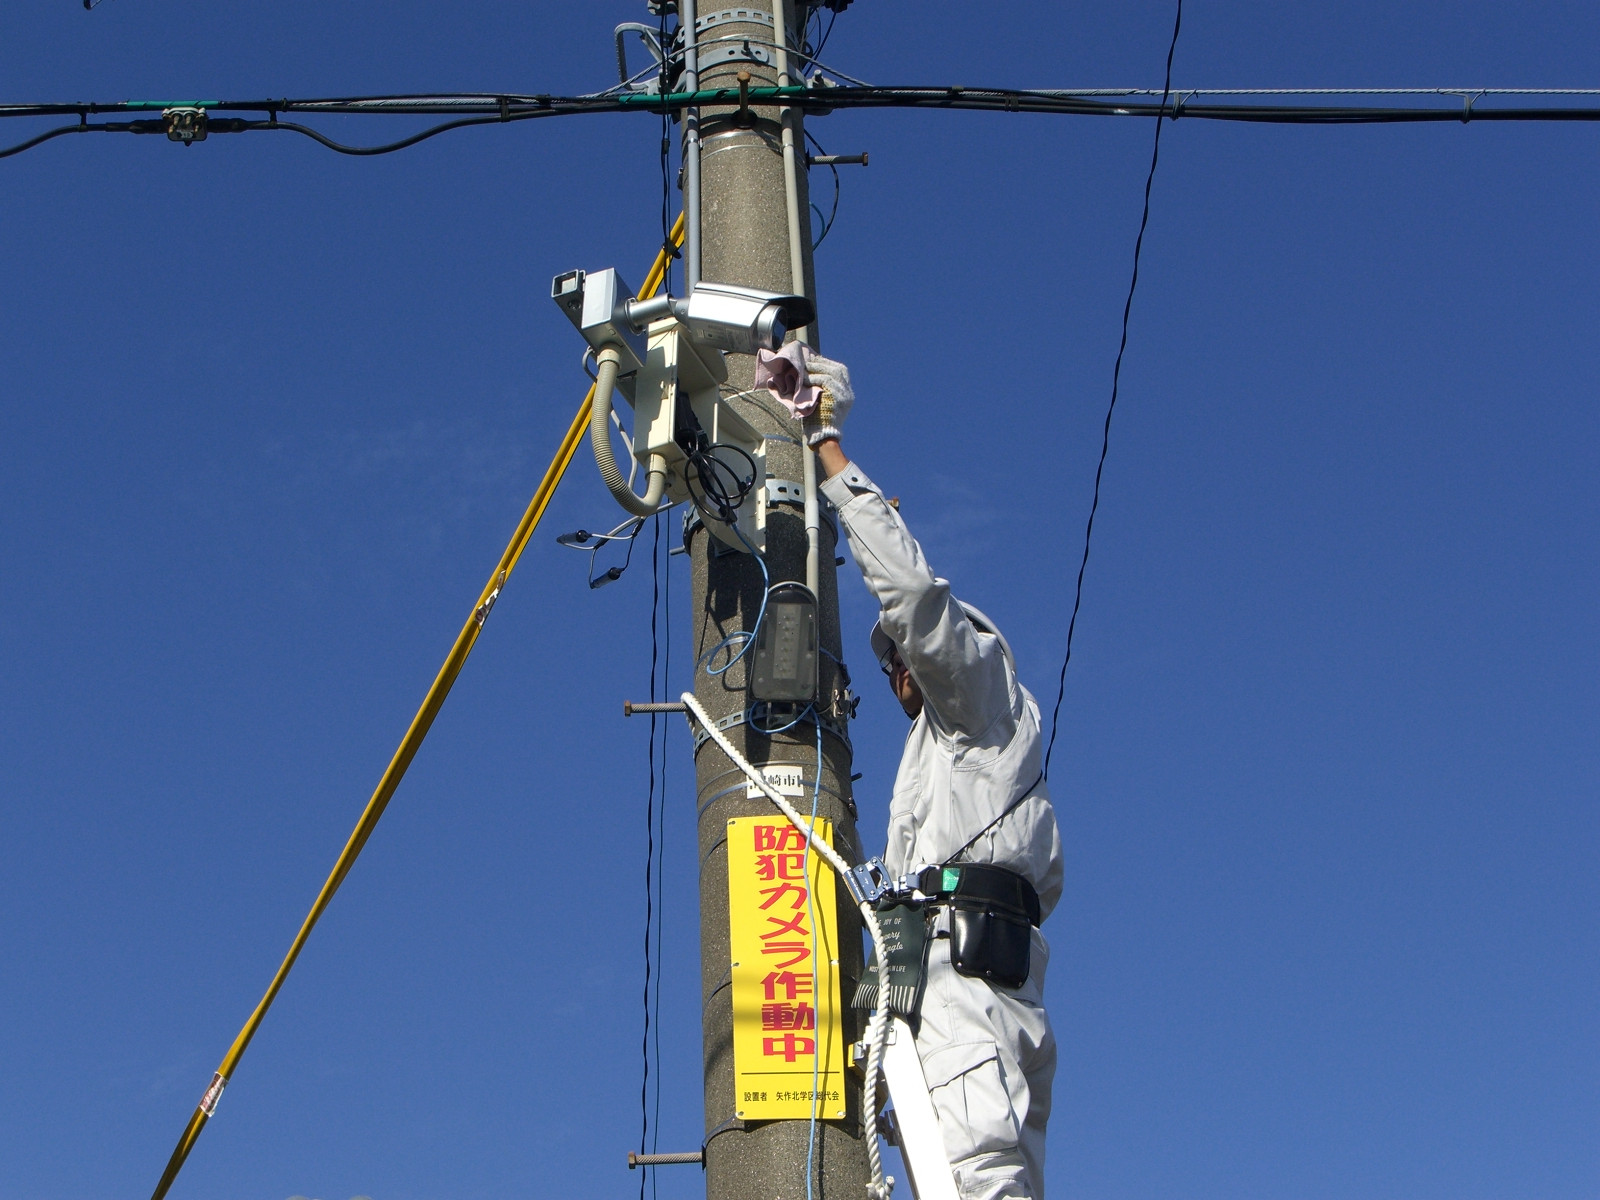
[820,464,1063,1200]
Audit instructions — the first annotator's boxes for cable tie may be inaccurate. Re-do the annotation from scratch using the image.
[198,1071,227,1117]
[498,96,510,122]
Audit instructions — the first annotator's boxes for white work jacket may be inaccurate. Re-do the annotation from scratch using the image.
[821,464,1064,920]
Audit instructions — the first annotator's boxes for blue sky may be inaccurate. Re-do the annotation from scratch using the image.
[1,3,1595,1199]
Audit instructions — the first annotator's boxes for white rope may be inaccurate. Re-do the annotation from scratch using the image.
[681,691,894,1200]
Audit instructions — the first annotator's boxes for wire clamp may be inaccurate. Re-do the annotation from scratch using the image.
[198,1071,227,1117]
[162,107,208,145]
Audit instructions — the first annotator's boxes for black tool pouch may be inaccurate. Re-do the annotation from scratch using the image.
[948,900,1032,990]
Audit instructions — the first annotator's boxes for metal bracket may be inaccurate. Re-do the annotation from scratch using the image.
[691,704,851,754]
[614,22,667,91]
[703,1115,747,1152]
[700,40,772,68]
[695,8,774,35]
[764,477,808,508]
[694,12,776,68]
[163,107,208,144]
[828,686,860,722]
[680,481,835,553]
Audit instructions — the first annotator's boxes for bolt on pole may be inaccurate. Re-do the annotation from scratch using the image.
[683,5,870,1200]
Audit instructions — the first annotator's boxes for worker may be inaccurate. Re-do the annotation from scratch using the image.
[799,353,1063,1200]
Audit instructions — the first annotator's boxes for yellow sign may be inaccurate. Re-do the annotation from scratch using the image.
[727,815,846,1120]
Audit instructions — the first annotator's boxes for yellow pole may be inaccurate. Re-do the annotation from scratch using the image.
[149,214,686,1200]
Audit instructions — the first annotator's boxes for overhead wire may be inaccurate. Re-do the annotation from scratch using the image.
[9,85,1600,161]
[145,212,686,1200]
[1042,0,1183,779]
[809,8,841,68]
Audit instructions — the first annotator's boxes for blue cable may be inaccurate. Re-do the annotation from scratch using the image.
[698,519,770,677]
[748,701,815,736]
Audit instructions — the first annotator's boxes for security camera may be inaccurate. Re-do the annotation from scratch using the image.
[553,269,814,357]
[674,281,815,355]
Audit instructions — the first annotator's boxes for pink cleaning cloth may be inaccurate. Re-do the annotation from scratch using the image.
[754,343,821,417]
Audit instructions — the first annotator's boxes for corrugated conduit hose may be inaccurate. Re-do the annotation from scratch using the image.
[681,691,895,1200]
[592,344,670,517]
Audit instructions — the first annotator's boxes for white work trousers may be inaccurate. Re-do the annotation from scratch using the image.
[914,923,1055,1200]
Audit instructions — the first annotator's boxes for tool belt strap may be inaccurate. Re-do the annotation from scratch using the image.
[918,863,1041,928]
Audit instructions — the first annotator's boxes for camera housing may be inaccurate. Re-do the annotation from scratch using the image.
[553,268,814,359]
[551,266,807,554]
[677,282,814,355]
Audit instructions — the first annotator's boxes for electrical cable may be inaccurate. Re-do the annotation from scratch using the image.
[144,218,686,1200]
[8,85,1600,121]
[804,128,842,248]
[683,434,771,679]
[697,527,770,678]
[1042,0,1182,780]
[810,8,841,68]
[10,85,1600,161]
[556,515,653,587]
[748,701,818,735]
[0,123,90,159]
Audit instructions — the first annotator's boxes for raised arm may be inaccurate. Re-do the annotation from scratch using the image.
[808,380,1015,739]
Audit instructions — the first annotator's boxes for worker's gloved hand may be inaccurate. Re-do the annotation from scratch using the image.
[801,353,855,447]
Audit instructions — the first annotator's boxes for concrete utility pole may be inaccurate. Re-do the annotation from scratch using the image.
[683,4,870,1200]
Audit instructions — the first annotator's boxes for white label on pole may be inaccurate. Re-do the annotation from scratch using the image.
[747,764,806,798]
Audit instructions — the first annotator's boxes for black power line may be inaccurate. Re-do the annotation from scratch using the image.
[1042,0,1183,779]
[6,85,1600,161]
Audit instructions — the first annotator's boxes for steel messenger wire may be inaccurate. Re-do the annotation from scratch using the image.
[146,212,685,1200]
